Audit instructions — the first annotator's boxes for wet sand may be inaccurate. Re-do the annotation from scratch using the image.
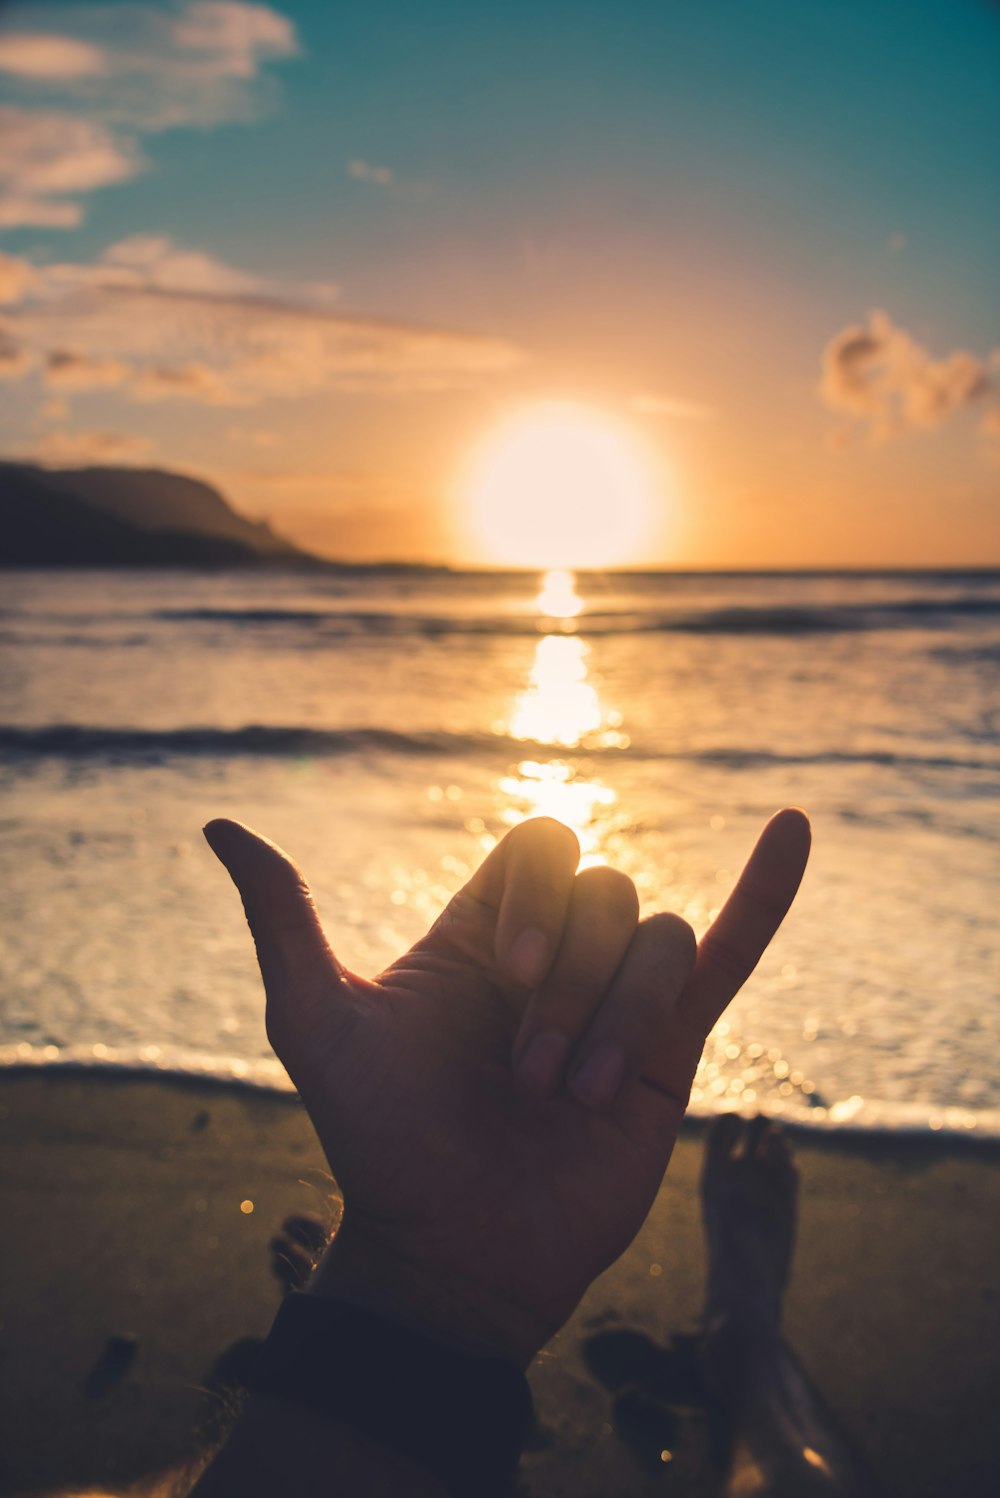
[1,1071,998,1497]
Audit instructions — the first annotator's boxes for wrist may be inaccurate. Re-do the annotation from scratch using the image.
[308,1221,553,1370]
[249,1292,535,1497]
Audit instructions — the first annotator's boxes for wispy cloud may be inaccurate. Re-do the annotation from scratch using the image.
[0,2,298,122]
[34,427,155,464]
[0,34,106,80]
[0,250,39,303]
[631,392,715,421]
[45,348,129,388]
[132,359,249,405]
[821,310,999,445]
[0,2,299,228]
[99,233,264,294]
[0,324,32,378]
[0,106,141,228]
[1,235,527,404]
[348,158,394,187]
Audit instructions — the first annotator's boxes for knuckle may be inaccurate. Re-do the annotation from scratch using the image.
[257,864,310,913]
[698,930,749,984]
[632,966,676,1018]
[515,871,570,916]
[732,878,788,926]
[552,958,603,1001]
[603,975,674,1052]
[264,996,295,1054]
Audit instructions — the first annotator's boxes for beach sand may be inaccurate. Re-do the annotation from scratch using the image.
[1,1072,998,1497]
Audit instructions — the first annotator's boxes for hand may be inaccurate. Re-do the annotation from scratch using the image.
[205,809,810,1367]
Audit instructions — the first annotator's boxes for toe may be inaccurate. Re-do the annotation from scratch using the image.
[704,1113,742,1175]
[762,1124,798,1182]
[744,1113,771,1160]
[283,1213,329,1254]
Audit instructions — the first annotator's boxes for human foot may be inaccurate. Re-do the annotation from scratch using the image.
[698,1112,799,1413]
[269,1213,330,1292]
[701,1114,797,1328]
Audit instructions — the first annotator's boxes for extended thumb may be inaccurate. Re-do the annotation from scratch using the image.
[203,818,341,1004]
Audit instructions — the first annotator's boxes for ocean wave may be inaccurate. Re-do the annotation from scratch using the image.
[148,595,1000,637]
[930,641,1000,665]
[3,593,999,645]
[1,1043,997,1142]
[1,723,998,776]
[0,724,488,759]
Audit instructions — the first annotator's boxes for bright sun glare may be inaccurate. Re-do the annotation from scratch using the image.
[461,401,659,568]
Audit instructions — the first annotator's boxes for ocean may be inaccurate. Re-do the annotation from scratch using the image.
[1,566,997,1136]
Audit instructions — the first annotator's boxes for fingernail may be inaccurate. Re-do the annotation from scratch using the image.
[516,1031,570,1096]
[508,927,549,987]
[570,1042,626,1109]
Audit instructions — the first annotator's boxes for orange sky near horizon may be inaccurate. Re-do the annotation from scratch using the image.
[0,0,997,568]
[220,376,998,570]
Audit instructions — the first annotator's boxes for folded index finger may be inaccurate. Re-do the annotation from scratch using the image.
[678,807,811,1038]
[464,816,580,990]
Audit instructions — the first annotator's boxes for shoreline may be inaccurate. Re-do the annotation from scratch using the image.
[2,1070,1000,1496]
[2,1054,998,1145]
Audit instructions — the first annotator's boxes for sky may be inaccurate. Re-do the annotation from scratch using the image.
[0,0,997,566]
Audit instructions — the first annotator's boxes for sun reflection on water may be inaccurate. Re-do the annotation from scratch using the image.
[498,760,617,862]
[535,567,583,619]
[497,572,624,860]
[508,635,607,747]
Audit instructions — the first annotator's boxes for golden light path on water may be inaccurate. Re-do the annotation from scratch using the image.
[487,572,828,1116]
[534,567,583,619]
[497,570,625,864]
[507,636,603,746]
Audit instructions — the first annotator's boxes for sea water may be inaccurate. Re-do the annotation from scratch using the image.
[1,567,997,1135]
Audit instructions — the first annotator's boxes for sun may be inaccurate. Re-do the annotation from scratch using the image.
[459,401,659,568]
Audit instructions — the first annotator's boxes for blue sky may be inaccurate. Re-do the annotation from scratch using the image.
[0,0,997,563]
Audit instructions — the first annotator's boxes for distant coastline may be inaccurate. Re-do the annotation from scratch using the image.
[0,460,322,571]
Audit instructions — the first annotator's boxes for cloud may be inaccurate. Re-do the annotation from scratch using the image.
[0,324,32,378]
[348,158,394,187]
[631,392,715,421]
[0,3,299,227]
[0,105,141,228]
[0,250,38,303]
[20,231,266,298]
[820,310,998,442]
[45,348,129,388]
[98,233,263,294]
[35,427,154,464]
[133,359,249,404]
[1,236,526,404]
[0,34,107,79]
[169,2,297,80]
[0,2,298,126]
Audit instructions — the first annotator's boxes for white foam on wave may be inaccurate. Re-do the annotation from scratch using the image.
[2,1041,997,1141]
[0,1040,293,1092]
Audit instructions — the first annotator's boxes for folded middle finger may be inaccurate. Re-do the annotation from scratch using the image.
[512,864,639,1097]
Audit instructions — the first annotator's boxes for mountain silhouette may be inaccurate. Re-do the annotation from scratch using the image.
[0,462,318,568]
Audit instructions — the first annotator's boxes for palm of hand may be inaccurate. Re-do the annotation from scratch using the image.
[308,937,681,1336]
